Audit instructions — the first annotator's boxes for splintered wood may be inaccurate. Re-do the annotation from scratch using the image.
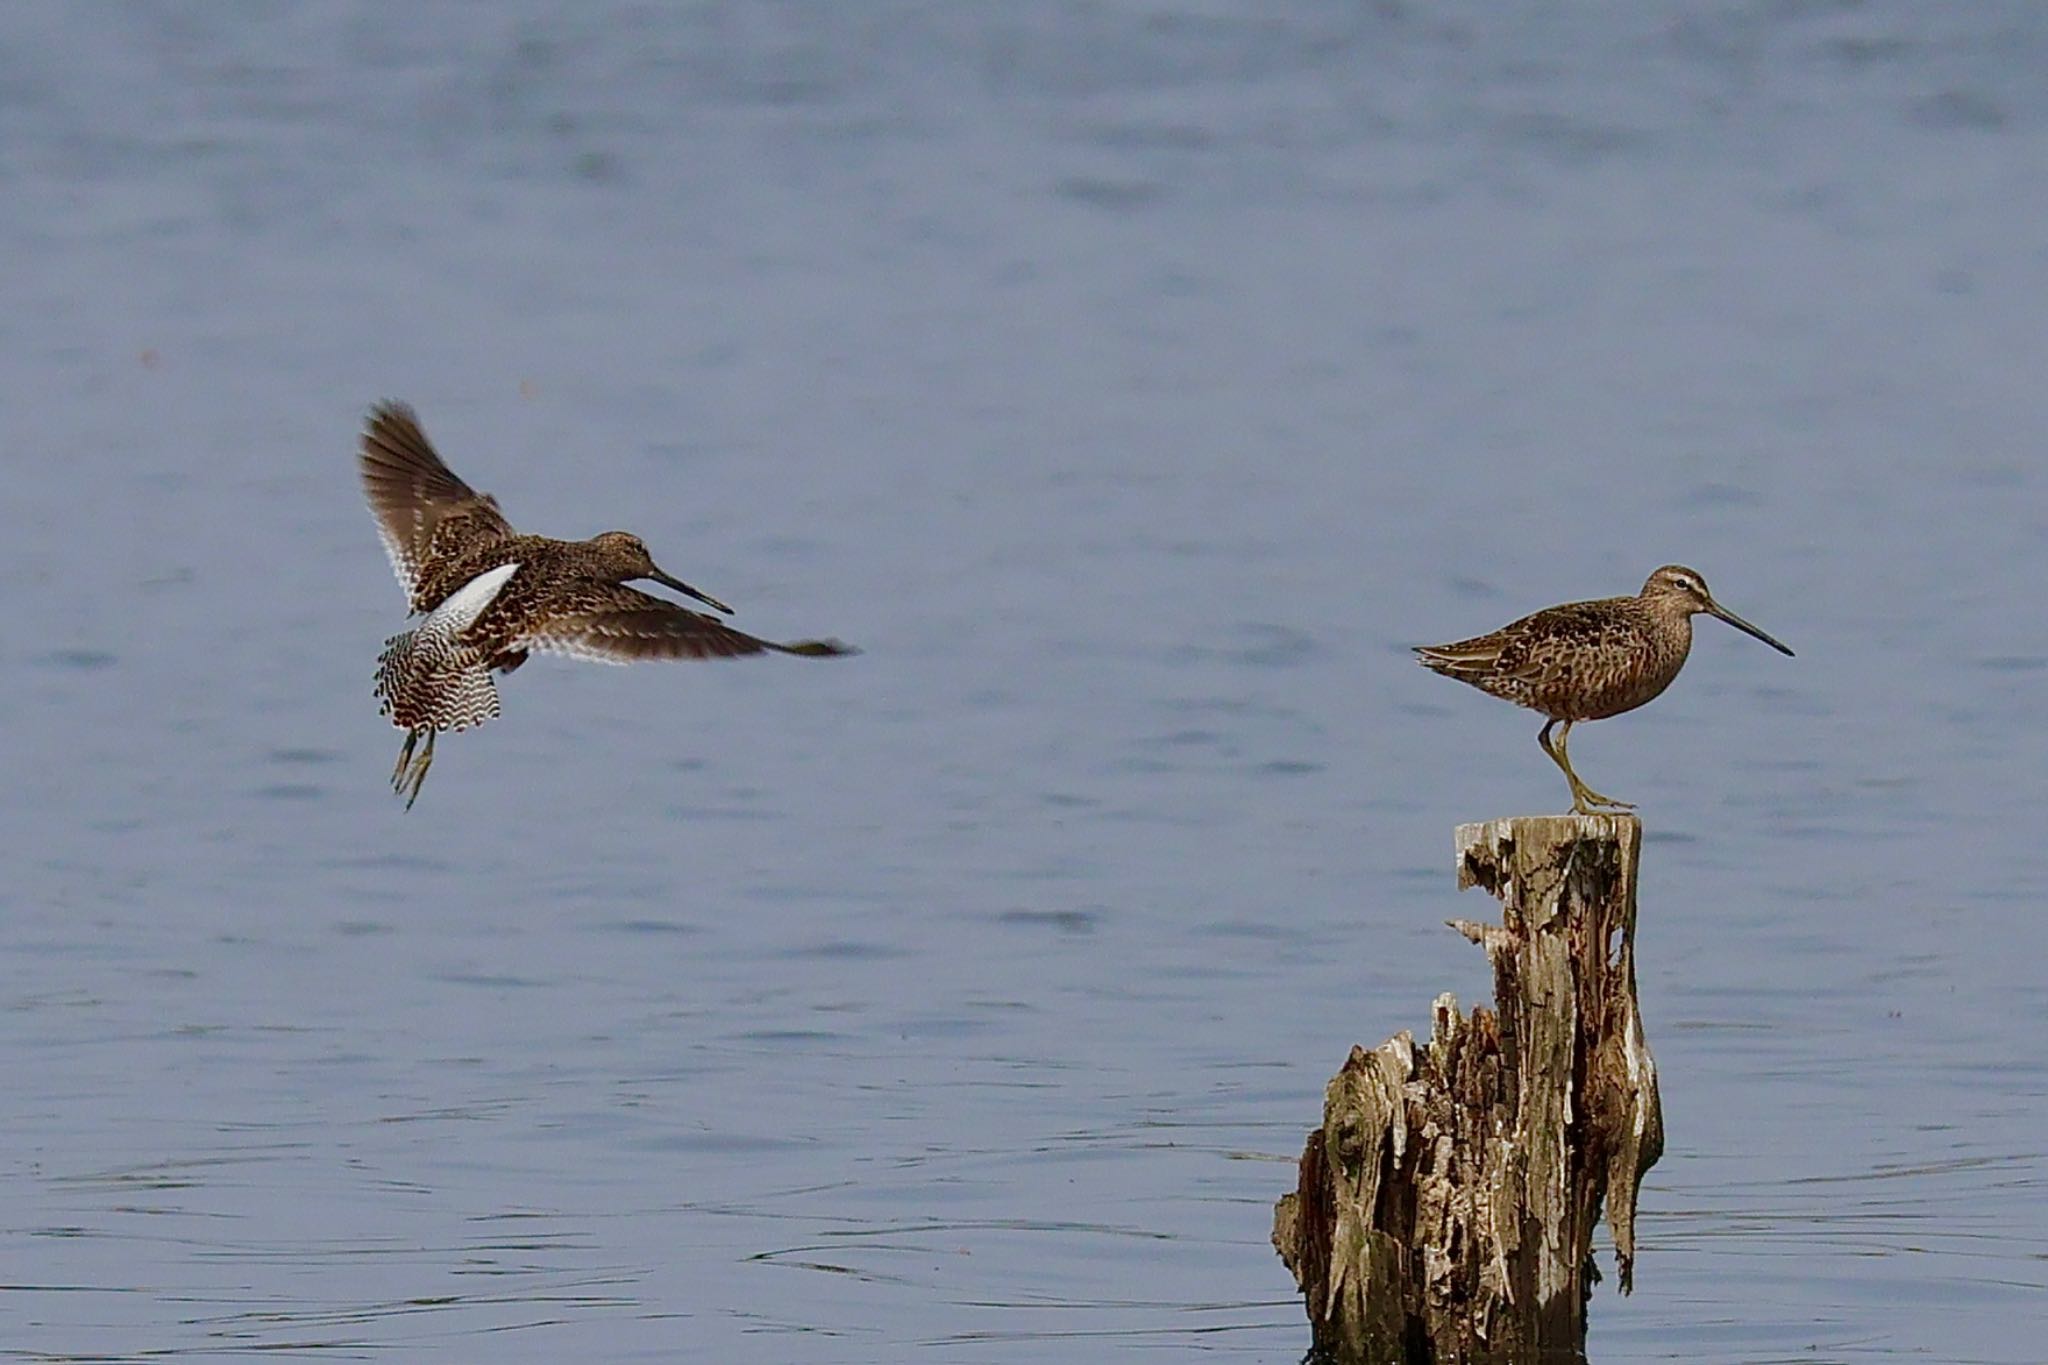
[1272,814,1662,1364]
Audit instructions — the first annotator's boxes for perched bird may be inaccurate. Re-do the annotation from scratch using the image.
[1415,565,1792,813]
[360,401,852,808]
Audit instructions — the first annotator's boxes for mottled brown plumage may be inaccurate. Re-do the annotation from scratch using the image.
[361,401,853,808]
[1416,566,1792,813]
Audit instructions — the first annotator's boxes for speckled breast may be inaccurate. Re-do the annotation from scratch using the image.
[1545,624,1691,721]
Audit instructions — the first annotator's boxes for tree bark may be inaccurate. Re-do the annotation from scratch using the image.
[1272,814,1662,1363]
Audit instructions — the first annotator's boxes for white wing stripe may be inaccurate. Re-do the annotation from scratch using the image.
[520,633,631,666]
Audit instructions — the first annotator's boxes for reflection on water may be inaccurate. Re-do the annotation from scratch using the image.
[3,1,2047,1361]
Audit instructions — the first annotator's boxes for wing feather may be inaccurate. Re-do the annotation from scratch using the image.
[359,402,515,606]
[515,584,853,665]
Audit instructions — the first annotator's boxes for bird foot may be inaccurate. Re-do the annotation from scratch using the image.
[391,729,435,810]
[1569,785,1635,814]
[391,729,418,790]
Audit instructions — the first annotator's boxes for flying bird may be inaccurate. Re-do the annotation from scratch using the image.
[360,402,852,808]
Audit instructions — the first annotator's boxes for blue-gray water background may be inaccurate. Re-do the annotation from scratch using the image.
[3,3,2044,1360]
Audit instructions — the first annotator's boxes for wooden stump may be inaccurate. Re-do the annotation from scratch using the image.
[1272,814,1662,1364]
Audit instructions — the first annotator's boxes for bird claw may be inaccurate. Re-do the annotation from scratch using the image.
[391,730,418,791]
[391,729,434,809]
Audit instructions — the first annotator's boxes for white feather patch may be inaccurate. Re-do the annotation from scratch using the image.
[423,562,520,637]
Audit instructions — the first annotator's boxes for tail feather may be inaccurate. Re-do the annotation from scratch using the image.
[373,563,521,733]
[375,629,503,732]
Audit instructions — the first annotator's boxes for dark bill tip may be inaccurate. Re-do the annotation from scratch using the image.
[1709,602,1794,657]
[651,570,733,615]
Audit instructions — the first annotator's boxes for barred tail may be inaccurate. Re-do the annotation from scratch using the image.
[373,562,521,732]
[375,628,503,733]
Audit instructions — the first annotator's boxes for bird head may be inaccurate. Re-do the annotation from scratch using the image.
[1642,565,1792,656]
[589,531,733,615]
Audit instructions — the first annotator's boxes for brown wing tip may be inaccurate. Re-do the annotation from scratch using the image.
[361,402,429,463]
[778,638,858,658]
[367,398,418,428]
[1415,645,1485,679]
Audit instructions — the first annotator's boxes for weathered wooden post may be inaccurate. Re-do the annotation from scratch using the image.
[1272,814,1662,1363]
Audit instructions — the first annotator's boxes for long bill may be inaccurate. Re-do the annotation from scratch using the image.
[649,568,734,615]
[1706,600,1794,656]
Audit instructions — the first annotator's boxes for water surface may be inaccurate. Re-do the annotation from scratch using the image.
[3,3,2044,1360]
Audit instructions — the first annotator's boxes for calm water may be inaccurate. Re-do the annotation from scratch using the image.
[3,3,2045,1360]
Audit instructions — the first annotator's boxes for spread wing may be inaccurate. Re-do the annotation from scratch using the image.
[514,583,854,665]
[359,401,515,609]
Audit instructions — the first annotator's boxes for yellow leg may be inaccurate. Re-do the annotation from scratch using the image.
[402,729,436,811]
[1539,719,1634,814]
[1537,719,1577,809]
[1556,722,1634,811]
[392,729,419,791]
